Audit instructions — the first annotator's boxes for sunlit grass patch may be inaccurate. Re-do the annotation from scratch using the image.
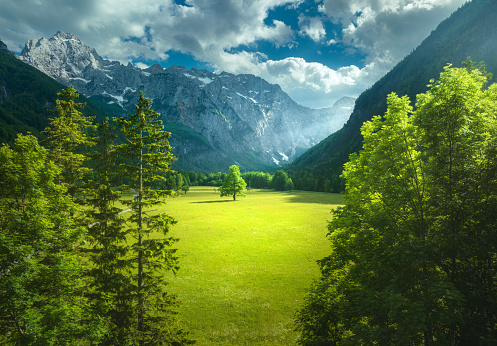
[160,187,343,345]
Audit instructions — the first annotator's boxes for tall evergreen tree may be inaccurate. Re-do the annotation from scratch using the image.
[114,92,191,345]
[83,120,134,345]
[41,86,95,197]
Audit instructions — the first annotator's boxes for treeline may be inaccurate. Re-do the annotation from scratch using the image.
[171,170,295,192]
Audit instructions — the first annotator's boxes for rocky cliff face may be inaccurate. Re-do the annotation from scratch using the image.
[19,31,354,171]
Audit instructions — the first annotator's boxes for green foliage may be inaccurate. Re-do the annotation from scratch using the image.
[114,92,192,344]
[219,165,247,200]
[271,170,288,191]
[288,0,497,193]
[42,86,95,197]
[83,120,134,345]
[0,134,101,345]
[242,171,272,189]
[296,65,497,344]
[284,178,294,192]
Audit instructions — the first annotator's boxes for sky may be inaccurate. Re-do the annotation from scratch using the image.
[0,0,468,109]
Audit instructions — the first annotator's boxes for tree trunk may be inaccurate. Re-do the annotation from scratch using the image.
[138,134,144,344]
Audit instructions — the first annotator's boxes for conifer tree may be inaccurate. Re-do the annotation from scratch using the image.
[114,92,191,345]
[42,86,95,197]
[83,120,134,345]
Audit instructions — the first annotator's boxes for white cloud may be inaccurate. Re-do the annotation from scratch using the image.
[319,0,467,64]
[0,0,469,108]
[298,15,326,42]
[134,62,150,69]
[204,52,380,108]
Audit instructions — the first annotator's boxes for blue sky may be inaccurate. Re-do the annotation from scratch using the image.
[0,0,467,108]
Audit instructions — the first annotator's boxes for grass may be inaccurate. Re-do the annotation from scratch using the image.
[160,187,343,345]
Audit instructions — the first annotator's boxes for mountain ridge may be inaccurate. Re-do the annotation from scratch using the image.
[18,31,354,172]
[0,43,110,144]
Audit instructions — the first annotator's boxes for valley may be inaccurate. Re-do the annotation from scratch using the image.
[161,187,343,345]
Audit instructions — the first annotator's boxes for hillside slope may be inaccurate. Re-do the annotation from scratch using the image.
[288,0,497,191]
[0,46,112,144]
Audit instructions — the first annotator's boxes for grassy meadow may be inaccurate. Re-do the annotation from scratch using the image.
[160,187,343,345]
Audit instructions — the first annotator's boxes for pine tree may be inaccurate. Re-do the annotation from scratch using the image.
[41,86,95,197]
[114,92,192,345]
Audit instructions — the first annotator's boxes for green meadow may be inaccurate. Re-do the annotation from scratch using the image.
[162,187,344,345]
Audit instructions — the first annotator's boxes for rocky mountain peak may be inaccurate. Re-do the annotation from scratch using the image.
[19,30,103,81]
[18,31,355,171]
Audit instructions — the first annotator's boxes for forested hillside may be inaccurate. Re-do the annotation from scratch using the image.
[288,0,497,192]
[0,47,118,144]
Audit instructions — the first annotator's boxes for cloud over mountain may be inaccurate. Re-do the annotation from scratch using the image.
[1,0,466,108]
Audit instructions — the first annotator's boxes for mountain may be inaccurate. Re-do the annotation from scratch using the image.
[288,0,497,192]
[18,31,354,172]
[0,41,110,144]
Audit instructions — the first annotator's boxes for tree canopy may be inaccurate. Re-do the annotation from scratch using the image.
[296,64,497,345]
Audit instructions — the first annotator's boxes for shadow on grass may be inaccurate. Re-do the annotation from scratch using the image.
[191,200,234,204]
[285,192,344,205]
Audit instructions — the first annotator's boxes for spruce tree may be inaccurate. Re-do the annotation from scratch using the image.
[41,86,95,197]
[83,120,134,345]
[114,92,191,345]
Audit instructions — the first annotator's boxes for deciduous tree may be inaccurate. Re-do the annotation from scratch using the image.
[0,134,100,345]
[219,165,247,200]
[296,64,497,344]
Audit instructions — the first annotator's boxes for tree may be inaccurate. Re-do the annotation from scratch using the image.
[181,184,190,194]
[285,178,294,192]
[41,86,95,197]
[83,120,134,345]
[114,92,192,345]
[272,170,288,191]
[0,134,101,345]
[219,165,247,200]
[176,173,184,192]
[296,65,497,344]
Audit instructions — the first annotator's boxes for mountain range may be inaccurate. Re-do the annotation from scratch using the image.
[288,0,497,192]
[15,32,354,172]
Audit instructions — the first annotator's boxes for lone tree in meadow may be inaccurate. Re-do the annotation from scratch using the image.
[220,165,247,200]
